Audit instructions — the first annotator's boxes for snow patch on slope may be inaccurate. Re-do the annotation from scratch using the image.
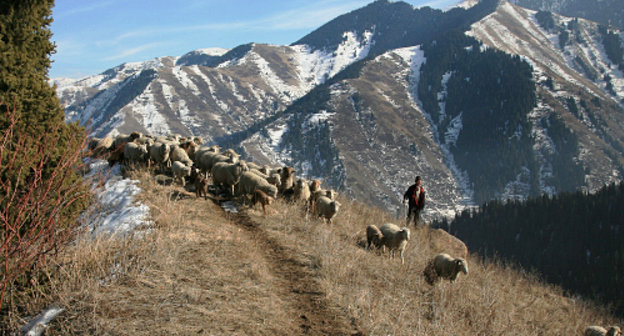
[292,30,374,85]
[82,160,151,237]
[130,86,171,136]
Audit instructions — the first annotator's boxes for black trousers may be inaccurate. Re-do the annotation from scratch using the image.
[406,206,421,226]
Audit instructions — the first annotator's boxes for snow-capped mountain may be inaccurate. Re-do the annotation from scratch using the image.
[56,0,624,220]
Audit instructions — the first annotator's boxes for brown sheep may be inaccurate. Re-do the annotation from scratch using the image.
[195,174,209,200]
[252,189,274,215]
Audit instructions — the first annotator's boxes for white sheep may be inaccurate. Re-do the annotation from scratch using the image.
[315,196,341,224]
[585,326,622,336]
[238,171,278,199]
[366,225,384,250]
[222,148,240,162]
[379,223,411,264]
[293,178,311,202]
[310,188,338,214]
[211,160,249,196]
[424,253,469,285]
[196,151,233,177]
[194,144,220,161]
[123,142,148,165]
[169,145,193,166]
[172,160,192,186]
[148,141,170,171]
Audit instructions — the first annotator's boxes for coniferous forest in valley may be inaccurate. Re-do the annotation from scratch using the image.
[438,182,624,315]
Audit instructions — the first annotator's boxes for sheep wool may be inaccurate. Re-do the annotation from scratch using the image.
[379,223,411,264]
[366,225,384,250]
[585,326,622,336]
[424,253,469,285]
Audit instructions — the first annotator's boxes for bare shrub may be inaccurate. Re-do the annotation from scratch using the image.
[0,107,90,308]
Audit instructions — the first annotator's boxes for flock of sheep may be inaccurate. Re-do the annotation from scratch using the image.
[88,131,342,222]
[88,132,622,334]
[88,131,469,285]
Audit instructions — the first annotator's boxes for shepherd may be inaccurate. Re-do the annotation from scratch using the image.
[403,176,425,226]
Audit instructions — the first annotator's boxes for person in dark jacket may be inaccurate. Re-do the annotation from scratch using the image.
[403,176,425,226]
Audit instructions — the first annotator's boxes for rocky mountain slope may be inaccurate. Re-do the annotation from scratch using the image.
[55,0,624,220]
[510,0,624,30]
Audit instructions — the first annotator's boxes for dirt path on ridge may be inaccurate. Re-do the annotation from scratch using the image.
[226,209,363,336]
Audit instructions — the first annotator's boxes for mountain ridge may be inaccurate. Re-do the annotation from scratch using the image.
[55,0,624,219]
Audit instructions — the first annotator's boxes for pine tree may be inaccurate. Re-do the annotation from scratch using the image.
[0,0,90,308]
[0,0,65,133]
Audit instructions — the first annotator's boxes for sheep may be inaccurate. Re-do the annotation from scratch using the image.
[169,145,193,166]
[366,225,384,250]
[196,151,233,177]
[195,173,209,200]
[222,148,240,162]
[193,144,220,161]
[424,253,469,285]
[279,166,296,194]
[309,179,321,193]
[88,136,113,157]
[293,178,311,202]
[211,160,249,196]
[238,171,279,199]
[379,223,411,264]
[585,326,622,336]
[171,161,192,186]
[107,143,125,167]
[123,142,148,165]
[251,189,274,215]
[310,188,338,214]
[147,141,171,171]
[135,135,155,147]
[111,131,141,150]
[315,196,341,224]
[179,140,198,161]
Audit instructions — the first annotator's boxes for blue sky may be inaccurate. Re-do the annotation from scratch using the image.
[50,0,459,79]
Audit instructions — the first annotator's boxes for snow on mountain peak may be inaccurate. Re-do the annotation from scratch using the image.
[196,47,230,56]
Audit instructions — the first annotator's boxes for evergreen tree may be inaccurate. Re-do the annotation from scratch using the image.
[0,0,89,307]
[0,0,65,134]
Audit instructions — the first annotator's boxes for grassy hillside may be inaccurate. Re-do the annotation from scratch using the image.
[2,166,622,335]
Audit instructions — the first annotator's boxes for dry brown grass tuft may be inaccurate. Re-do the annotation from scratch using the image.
[4,166,622,335]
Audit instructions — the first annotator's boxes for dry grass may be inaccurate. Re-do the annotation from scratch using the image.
[3,167,622,335]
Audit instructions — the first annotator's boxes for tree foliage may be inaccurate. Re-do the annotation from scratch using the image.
[0,0,90,308]
[440,182,624,315]
[418,31,542,203]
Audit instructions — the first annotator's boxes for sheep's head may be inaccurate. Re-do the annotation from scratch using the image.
[455,258,468,275]
[401,228,411,241]
[331,201,341,213]
[129,131,141,141]
[296,178,307,190]
[281,166,295,178]
[310,179,321,192]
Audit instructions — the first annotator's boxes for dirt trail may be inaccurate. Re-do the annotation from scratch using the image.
[227,209,362,336]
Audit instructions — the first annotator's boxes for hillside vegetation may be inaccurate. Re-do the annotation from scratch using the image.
[443,182,624,316]
[3,165,622,335]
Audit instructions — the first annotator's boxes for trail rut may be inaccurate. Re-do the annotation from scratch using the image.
[227,209,362,336]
